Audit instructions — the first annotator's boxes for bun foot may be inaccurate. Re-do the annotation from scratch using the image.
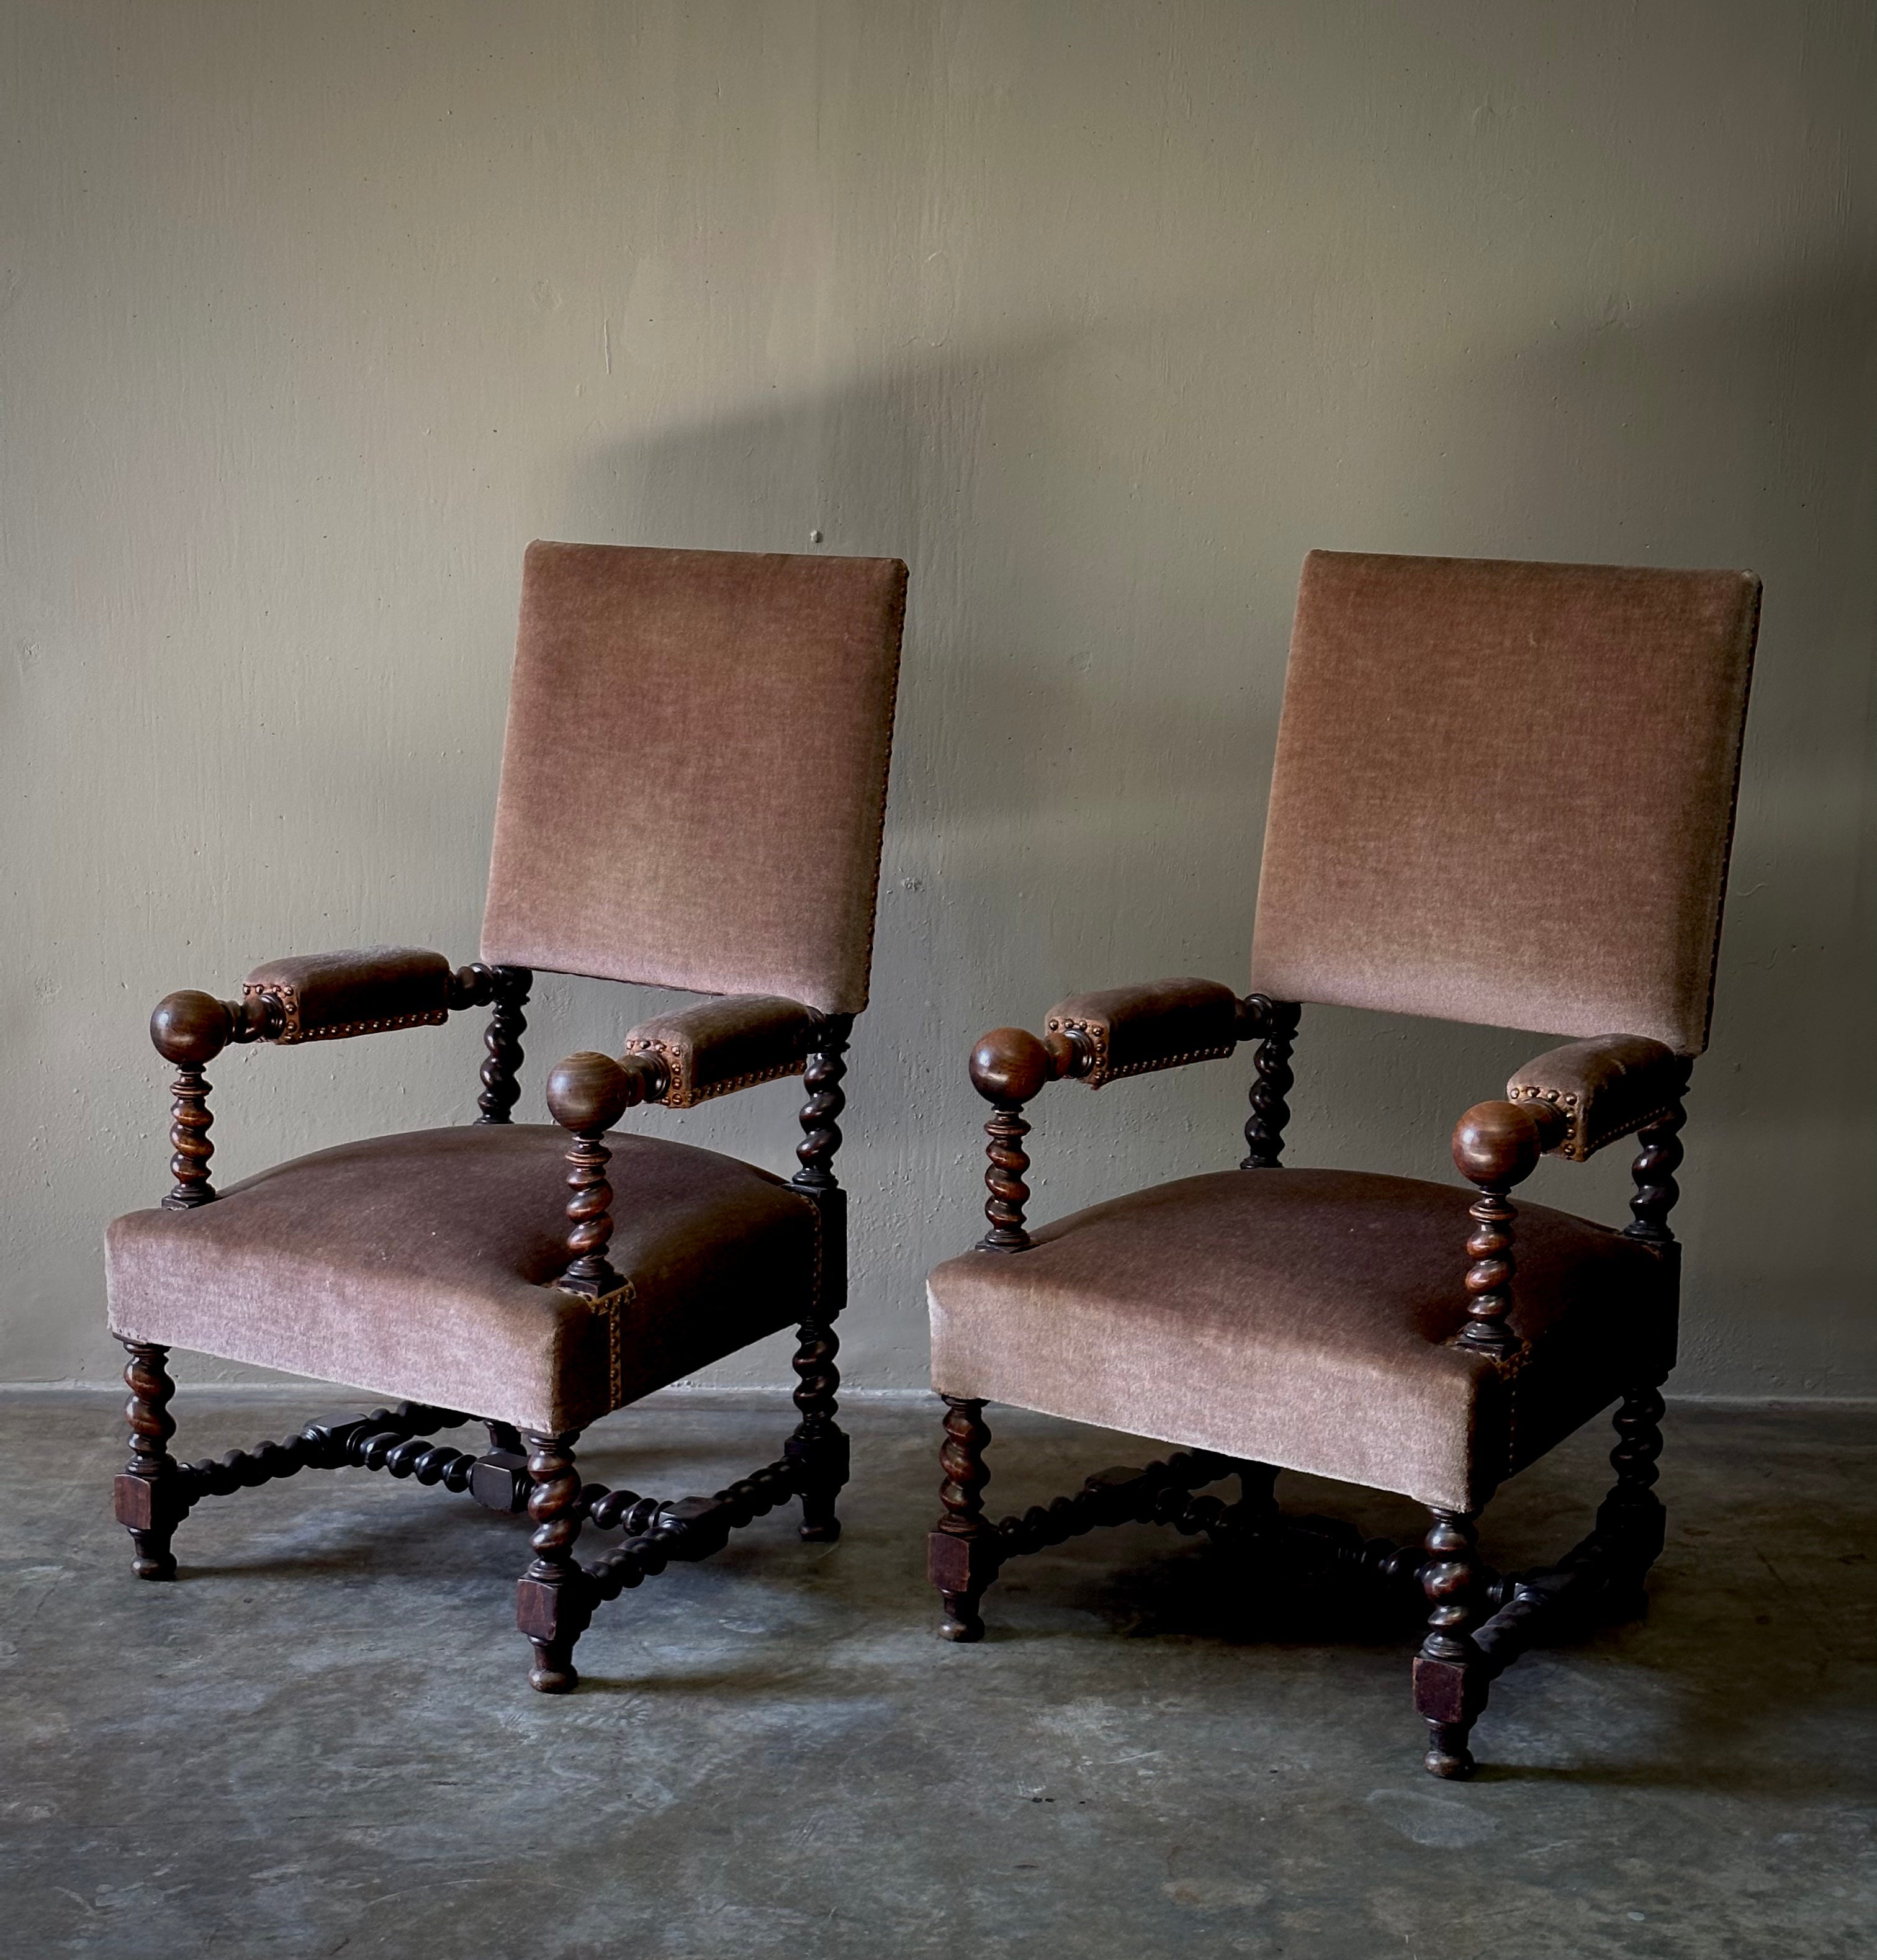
[528,1647,579,1694]
[939,1593,985,1642]
[1423,1725,1477,1779]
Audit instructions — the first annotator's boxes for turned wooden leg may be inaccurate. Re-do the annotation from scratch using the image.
[515,1430,590,1693]
[1597,1382,1668,1618]
[114,1341,187,1580]
[927,1396,999,1641]
[1413,1508,1488,1779]
[790,1063,851,1543]
[788,1315,848,1542]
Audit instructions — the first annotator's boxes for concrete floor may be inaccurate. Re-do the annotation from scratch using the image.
[1,1389,1871,1959]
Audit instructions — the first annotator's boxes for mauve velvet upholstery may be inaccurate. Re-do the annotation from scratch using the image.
[106,1126,818,1433]
[928,1168,1672,1513]
[1249,552,1760,1053]
[481,542,907,1015]
[1506,1033,1685,1161]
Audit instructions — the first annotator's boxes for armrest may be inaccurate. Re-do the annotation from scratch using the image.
[963,979,1267,1253]
[144,947,490,1208]
[1043,977,1246,1088]
[241,946,454,1043]
[622,994,822,1108]
[1505,1035,1690,1161]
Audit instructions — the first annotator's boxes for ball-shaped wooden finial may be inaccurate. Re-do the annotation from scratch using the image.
[1452,1100,1544,1188]
[150,991,234,1067]
[546,1051,634,1133]
[968,1027,1053,1105]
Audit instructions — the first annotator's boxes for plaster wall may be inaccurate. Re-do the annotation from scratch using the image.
[2,1,1872,1393]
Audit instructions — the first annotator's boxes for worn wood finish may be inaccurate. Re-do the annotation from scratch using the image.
[1449,1100,1554,1356]
[1595,1380,1670,1616]
[1413,1508,1487,1779]
[965,1027,1059,1253]
[1624,1094,1688,1245]
[146,988,283,1206]
[1239,995,1301,1167]
[544,1051,636,1296]
[989,1447,1233,1558]
[793,1014,852,1189]
[114,1341,185,1578]
[919,1393,1711,1782]
[1456,1184,1521,1355]
[516,1429,590,1693]
[110,1374,520,1575]
[474,964,533,1124]
[150,992,232,1209]
[978,1105,1034,1252]
[788,1016,854,1541]
[928,1395,999,1640]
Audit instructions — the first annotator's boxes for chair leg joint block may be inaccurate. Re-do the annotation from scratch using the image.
[469,1449,532,1513]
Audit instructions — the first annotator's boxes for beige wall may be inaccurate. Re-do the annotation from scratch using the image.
[3,1,1872,1396]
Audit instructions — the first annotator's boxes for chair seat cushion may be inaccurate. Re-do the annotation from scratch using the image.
[107,1126,820,1433]
[927,1167,1673,1512]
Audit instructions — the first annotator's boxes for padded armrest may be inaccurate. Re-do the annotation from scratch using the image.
[1506,1035,1690,1161]
[242,946,454,1043]
[623,995,821,1108]
[1044,977,1242,1089]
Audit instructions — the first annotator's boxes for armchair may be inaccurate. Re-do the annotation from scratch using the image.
[925,549,1759,1778]
[106,541,907,1692]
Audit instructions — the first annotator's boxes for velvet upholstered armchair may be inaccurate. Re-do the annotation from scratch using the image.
[927,551,1760,1779]
[106,542,907,1691]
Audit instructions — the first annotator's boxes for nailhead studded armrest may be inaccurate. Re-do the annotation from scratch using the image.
[241,946,456,1043]
[623,995,822,1108]
[1043,978,1246,1089]
[1505,1035,1691,1162]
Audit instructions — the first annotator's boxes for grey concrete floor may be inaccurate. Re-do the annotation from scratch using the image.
[1,1388,1871,1959]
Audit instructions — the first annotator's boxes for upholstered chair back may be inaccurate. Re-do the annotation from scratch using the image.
[482,542,908,1014]
[1248,551,1760,1054]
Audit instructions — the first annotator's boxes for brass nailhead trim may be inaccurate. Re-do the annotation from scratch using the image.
[621,1037,806,1109]
[1046,1014,1235,1090]
[241,982,448,1046]
[1507,1083,1679,1162]
[584,1281,637,1411]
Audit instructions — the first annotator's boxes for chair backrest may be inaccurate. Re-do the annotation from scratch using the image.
[482,542,907,1015]
[1249,551,1760,1054]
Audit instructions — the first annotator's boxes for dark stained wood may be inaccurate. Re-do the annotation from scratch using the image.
[786,1290,847,1543]
[793,1013,853,1189]
[114,1341,185,1578]
[1625,1092,1689,1244]
[474,964,533,1124]
[1449,1099,1552,1356]
[544,1051,636,1296]
[1239,995,1301,1167]
[978,1104,1034,1252]
[150,992,231,1209]
[989,1449,1235,1557]
[516,1429,590,1692]
[1595,1380,1669,1616]
[927,1395,999,1640]
[790,1015,853,1540]
[146,988,283,1206]
[161,1064,218,1210]
[1413,1508,1487,1779]
[1454,1184,1522,1355]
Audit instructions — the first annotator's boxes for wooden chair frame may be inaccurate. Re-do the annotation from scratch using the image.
[927,992,1688,1779]
[115,961,858,1693]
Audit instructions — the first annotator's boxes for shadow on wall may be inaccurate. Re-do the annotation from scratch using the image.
[549,258,1875,1390]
